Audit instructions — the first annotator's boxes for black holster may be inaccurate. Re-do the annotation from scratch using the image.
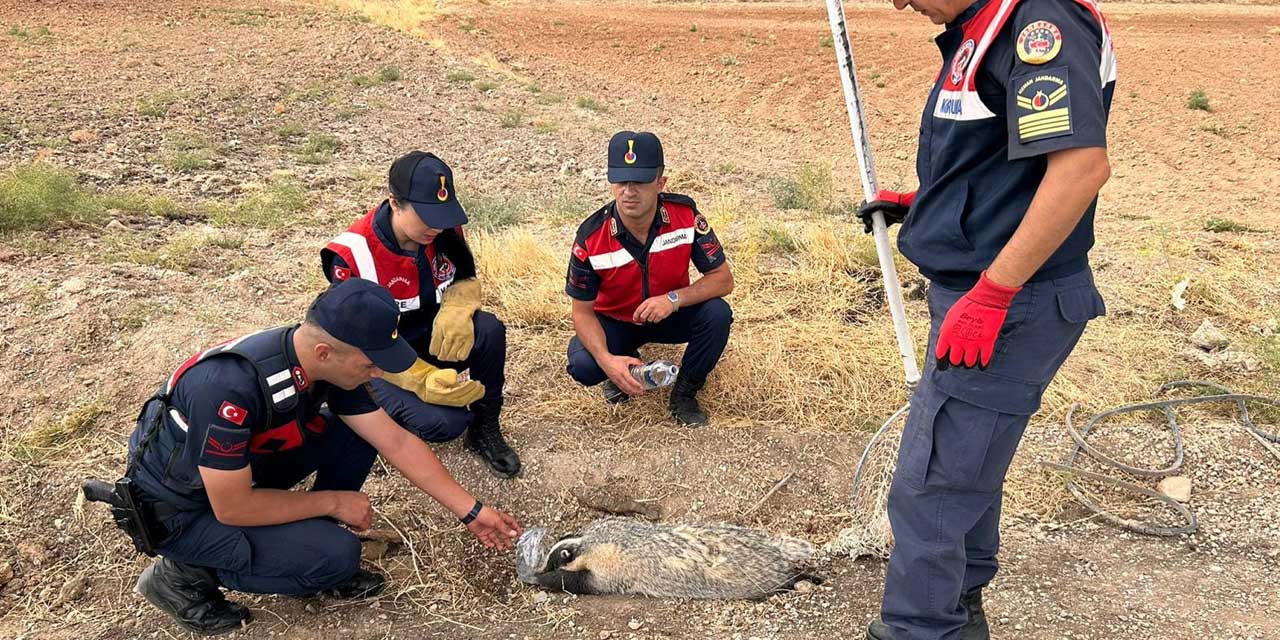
[84,392,172,556]
[82,477,167,556]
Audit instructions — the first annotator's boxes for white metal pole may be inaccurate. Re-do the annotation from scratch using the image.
[825,0,921,387]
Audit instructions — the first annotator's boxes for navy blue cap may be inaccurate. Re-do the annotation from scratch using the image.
[308,279,417,373]
[388,151,468,229]
[607,131,664,184]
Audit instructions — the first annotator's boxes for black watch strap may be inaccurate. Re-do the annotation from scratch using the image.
[460,500,483,525]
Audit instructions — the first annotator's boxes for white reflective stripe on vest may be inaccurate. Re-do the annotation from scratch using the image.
[331,232,380,283]
[397,295,422,311]
[265,369,291,386]
[933,0,1017,121]
[169,409,190,433]
[272,386,297,404]
[649,227,694,255]
[589,246,636,272]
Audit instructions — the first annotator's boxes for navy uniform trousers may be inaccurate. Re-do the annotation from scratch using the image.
[154,411,377,595]
[368,310,506,442]
[566,298,733,386]
[882,269,1105,640]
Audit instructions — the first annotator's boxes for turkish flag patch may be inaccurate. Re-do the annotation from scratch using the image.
[217,401,248,426]
[572,243,588,261]
[332,265,351,282]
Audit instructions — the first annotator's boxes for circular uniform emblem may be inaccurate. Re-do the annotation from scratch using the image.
[432,254,456,283]
[624,139,637,165]
[1016,21,1062,65]
[436,176,449,202]
[950,39,976,85]
[694,214,710,234]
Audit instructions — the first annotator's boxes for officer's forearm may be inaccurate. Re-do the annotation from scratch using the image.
[987,147,1110,288]
[674,264,734,307]
[200,466,337,527]
[343,410,477,519]
[571,300,614,361]
[379,428,476,518]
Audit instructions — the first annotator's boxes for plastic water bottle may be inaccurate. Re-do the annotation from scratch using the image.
[630,360,679,390]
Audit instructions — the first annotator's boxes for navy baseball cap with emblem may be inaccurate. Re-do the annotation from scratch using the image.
[308,279,417,373]
[607,131,664,184]
[388,151,468,229]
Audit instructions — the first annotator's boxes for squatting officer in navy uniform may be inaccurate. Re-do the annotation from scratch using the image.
[857,0,1116,637]
[322,152,521,479]
[565,131,734,426]
[125,279,520,635]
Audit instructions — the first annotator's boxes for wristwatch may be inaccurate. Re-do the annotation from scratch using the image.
[666,291,680,311]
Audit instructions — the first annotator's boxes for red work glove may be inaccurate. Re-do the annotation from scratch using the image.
[856,189,916,234]
[935,271,1023,370]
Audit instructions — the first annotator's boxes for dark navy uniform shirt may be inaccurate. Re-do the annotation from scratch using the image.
[897,0,1116,289]
[165,330,377,476]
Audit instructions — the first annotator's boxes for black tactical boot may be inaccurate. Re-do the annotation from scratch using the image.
[866,620,898,640]
[669,375,708,427]
[600,379,630,404]
[323,568,386,599]
[466,399,521,478]
[135,557,250,636]
[960,588,991,640]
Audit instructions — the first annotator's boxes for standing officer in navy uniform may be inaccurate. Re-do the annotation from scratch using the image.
[565,131,735,426]
[857,0,1115,637]
[322,152,521,478]
[124,279,521,635]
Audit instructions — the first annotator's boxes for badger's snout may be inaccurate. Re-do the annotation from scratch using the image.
[516,527,552,585]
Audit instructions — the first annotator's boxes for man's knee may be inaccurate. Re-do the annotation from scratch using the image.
[566,338,607,386]
[695,298,733,330]
[301,526,361,590]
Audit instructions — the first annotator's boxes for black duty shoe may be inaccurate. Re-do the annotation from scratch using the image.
[135,557,251,636]
[866,620,898,640]
[601,379,630,404]
[669,376,709,427]
[466,399,522,478]
[324,568,386,599]
[960,588,991,640]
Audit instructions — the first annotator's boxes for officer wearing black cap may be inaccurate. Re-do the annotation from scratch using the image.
[565,131,735,426]
[856,0,1115,638]
[321,152,521,478]
[119,279,521,635]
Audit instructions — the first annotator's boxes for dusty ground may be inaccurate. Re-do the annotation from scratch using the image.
[1,0,1278,638]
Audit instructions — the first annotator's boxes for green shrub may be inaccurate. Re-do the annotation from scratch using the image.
[0,164,102,233]
[1187,89,1210,111]
[208,178,307,228]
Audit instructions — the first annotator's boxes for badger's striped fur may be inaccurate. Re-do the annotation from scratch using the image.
[516,518,819,600]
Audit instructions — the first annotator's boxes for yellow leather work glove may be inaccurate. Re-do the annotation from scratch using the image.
[430,278,482,362]
[381,358,485,407]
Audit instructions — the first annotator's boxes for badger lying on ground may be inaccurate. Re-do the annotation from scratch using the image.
[516,518,820,600]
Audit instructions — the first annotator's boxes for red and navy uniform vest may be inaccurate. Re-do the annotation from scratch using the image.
[897,0,1116,289]
[566,193,726,323]
[129,328,335,509]
[320,202,476,343]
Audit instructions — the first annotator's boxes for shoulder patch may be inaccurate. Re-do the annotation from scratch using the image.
[694,214,710,234]
[1014,66,1072,143]
[217,401,248,426]
[1016,21,1062,65]
[332,265,351,282]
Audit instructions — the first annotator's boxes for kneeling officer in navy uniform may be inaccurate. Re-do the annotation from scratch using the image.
[95,279,521,635]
